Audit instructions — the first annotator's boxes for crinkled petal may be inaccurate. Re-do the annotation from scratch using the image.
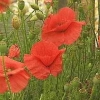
[24,54,50,80]
[0,56,24,70]
[9,71,30,93]
[31,41,59,57]
[49,50,65,76]
[42,31,64,46]
[0,77,7,93]
[58,7,76,21]
[64,21,85,45]
[43,14,58,33]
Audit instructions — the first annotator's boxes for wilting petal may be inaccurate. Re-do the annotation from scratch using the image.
[49,50,65,76]
[0,77,7,93]
[9,71,30,93]
[24,54,50,80]
[64,21,85,45]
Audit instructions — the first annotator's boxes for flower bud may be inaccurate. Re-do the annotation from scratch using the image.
[12,15,21,30]
[18,0,25,10]
[0,41,7,54]
[28,33,34,40]
[93,73,100,84]
[70,77,80,89]
[36,11,44,20]
[30,15,38,21]
[79,88,88,99]
[30,3,39,10]
[64,83,70,92]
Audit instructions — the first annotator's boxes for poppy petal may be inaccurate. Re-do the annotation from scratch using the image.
[0,0,10,12]
[49,50,65,76]
[24,54,50,80]
[0,56,24,70]
[64,21,85,45]
[0,77,7,93]
[42,31,64,46]
[43,14,58,33]
[9,71,30,93]
[58,7,76,21]
[31,41,59,57]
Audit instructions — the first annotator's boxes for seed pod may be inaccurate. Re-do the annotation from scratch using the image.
[30,3,39,10]
[93,73,100,84]
[30,15,38,21]
[18,0,25,10]
[36,11,44,20]
[12,15,21,30]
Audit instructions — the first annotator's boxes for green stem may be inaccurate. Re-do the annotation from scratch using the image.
[2,13,8,45]
[2,56,13,100]
[61,92,66,100]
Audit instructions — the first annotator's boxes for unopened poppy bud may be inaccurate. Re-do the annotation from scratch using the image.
[18,0,25,10]
[70,77,80,88]
[30,15,38,21]
[36,11,44,20]
[30,3,39,10]
[93,73,100,84]
[0,41,7,54]
[79,88,87,99]
[64,83,70,92]
[21,4,29,15]
[28,33,34,40]
[12,15,21,30]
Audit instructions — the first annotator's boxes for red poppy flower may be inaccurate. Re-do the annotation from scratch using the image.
[0,0,10,12]
[42,7,85,46]
[8,44,20,58]
[24,41,65,80]
[0,56,30,93]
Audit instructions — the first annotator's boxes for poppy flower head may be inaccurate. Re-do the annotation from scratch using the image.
[24,41,65,80]
[8,44,20,58]
[0,0,10,13]
[42,7,85,46]
[0,56,30,93]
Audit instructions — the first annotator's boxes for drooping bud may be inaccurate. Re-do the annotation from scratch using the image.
[79,88,88,100]
[12,15,21,30]
[18,0,25,10]
[0,41,7,54]
[93,73,100,84]
[36,11,44,20]
[30,3,39,10]
[30,15,38,21]
[70,77,81,88]
[28,33,34,40]
[64,83,70,92]
[89,73,100,100]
